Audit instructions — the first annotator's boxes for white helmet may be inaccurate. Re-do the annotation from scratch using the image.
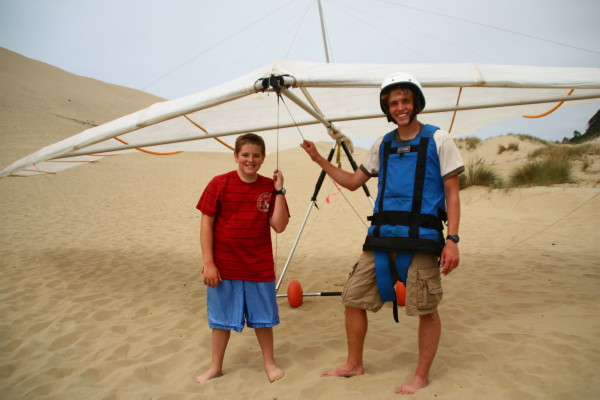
[380,72,426,122]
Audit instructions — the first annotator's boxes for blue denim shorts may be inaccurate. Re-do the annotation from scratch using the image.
[207,280,280,332]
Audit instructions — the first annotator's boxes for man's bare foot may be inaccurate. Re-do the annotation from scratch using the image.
[194,369,223,384]
[395,375,428,394]
[321,363,364,377]
[265,363,285,382]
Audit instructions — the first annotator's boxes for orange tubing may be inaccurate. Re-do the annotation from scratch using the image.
[184,115,235,151]
[523,89,574,118]
[448,87,463,133]
[113,136,182,155]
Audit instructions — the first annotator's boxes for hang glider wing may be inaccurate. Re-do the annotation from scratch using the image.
[2,61,599,177]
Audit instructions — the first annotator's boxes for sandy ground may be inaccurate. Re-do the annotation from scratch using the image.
[1,48,599,399]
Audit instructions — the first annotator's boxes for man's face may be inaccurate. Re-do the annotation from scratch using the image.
[387,88,415,126]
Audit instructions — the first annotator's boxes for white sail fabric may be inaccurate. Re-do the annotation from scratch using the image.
[2,61,599,177]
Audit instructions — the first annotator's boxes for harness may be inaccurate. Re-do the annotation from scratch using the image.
[363,124,447,321]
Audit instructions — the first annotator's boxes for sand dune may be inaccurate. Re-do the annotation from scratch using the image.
[1,48,599,399]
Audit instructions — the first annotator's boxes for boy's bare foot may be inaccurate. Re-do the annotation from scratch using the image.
[265,363,285,382]
[321,363,364,377]
[193,369,223,384]
[395,375,428,394]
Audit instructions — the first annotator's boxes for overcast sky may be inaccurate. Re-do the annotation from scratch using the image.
[1,0,599,141]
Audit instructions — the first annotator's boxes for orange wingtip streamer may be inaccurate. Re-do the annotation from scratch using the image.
[113,136,182,155]
[523,89,574,118]
[184,115,235,151]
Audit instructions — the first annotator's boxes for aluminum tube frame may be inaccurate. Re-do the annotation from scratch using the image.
[52,92,599,159]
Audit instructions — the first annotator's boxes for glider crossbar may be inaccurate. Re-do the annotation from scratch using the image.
[48,91,600,159]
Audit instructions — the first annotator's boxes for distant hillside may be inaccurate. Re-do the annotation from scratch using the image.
[0,48,164,165]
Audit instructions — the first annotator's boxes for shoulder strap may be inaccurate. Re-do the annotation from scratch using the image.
[419,124,439,138]
[409,136,430,237]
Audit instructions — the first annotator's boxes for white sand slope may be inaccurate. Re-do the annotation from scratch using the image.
[1,48,599,400]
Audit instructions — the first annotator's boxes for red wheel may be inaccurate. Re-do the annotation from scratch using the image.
[395,281,406,306]
[287,279,303,308]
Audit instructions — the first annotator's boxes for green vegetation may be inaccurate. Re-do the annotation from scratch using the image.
[457,119,599,189]
[528,143,600,160]
[563,109,600,144]
[456,136,482,150]
[498,142,519,154]
[509,156,574,187]
[512,134,548,145]
[459,157,504,190]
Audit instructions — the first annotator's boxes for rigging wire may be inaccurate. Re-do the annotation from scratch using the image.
[330,180,370,228]
[326,1,433,62]
[377,0,600,55]
[275,89,369,226]
[493,191,599,255]
[139,0,297,93]
[211,1,313,87]
[276,93,306,142]
[274,94,280,270]
[328,0,499,63]
[284,1,315,60]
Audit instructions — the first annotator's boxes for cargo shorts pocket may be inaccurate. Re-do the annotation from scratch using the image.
[416,267,443,310]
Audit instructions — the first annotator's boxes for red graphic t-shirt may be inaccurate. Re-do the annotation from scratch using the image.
[197,171,283,282]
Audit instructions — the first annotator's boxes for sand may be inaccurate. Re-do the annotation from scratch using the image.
[1,48,599,400]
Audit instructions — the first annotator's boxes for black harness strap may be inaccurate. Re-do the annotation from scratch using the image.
[409,137,430,238]
[368,211,444,233]
[375,140,393,237]
[387,253,402,323]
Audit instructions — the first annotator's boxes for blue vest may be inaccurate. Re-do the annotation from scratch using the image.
[363,124,447,303]
[363,123,447,256]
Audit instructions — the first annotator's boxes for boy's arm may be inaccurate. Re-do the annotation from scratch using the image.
[200,213,222,288]
[440,174,460,275]
[270,169,289,233]
[300,140,370,191]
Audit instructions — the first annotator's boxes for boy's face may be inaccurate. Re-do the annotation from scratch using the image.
[234,143,265,181]
[387,88,415,126]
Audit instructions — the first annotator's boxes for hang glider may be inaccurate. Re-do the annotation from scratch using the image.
[1,60,599,177]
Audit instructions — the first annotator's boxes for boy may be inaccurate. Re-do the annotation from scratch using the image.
[195,133,289,383]
[301,72,463,394]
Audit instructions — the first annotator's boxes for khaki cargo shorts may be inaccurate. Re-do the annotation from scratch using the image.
[341,250,443,316]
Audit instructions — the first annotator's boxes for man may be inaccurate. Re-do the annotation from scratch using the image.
[300,72,464,395]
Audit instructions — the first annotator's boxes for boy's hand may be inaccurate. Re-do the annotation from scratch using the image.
[273,169,284,190]
[202,262,222,288]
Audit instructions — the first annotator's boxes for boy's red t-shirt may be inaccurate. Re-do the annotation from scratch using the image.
[197,171,285,282]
